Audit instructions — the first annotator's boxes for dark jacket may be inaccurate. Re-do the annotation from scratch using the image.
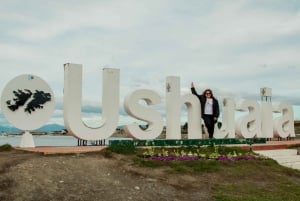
[191,87,220,119]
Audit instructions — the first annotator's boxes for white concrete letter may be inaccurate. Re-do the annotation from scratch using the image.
[261,101,273,138]
[273,102,295,138]
[235,99,262,138]
[214,98,235,139]
[123,89,163,139]
[166,76,201,139]
[63,63,119,140]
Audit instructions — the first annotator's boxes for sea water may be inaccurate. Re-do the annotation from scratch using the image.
[0,135,78,147]
[0,134,132,147]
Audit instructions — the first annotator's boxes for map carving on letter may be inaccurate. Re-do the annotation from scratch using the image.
[6,89,52,114]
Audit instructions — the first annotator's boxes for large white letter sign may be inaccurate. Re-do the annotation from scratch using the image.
[235,99,262,138]
[182,92,202,139]
[273,102,295,138]
[166,76,201,139]
[261,101,273,138]
[63,63,119,140]
[214,98,235,139]
[123,89,163,139]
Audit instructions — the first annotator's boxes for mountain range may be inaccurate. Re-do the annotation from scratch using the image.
[0,124,65,133]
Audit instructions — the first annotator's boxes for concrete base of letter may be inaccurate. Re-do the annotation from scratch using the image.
[20,131,35,148]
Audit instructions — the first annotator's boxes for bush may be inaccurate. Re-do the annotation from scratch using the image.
[0,144,13,152]
[107,141,135,154]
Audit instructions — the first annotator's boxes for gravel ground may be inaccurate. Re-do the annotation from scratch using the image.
[0,149,214,201]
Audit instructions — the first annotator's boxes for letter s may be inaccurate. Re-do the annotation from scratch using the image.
[123,89,163,139]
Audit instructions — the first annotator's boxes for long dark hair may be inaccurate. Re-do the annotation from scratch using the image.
[202,89,216,99]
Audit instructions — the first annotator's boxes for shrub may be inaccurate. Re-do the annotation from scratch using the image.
[107,141,135,154]
[0,144,13,152]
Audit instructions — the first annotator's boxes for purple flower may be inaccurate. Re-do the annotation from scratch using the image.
[146,153,260,162]
[149,155,200,161]
[216,155,258,161]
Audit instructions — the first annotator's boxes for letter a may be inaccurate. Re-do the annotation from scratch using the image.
[273,102,295,138]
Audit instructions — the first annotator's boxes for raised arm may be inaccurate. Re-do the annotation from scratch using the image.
[191,82,198,95]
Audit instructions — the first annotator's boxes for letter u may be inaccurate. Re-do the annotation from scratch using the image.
[63,63,119,140]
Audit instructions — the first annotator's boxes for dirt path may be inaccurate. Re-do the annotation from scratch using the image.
[0,150,214,201]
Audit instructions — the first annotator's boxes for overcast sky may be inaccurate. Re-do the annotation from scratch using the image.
[0,0,300,127]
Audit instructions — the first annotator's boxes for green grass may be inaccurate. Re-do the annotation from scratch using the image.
[134,157,222,173]
[107,142,300,200]
[131,145,300,201]
[135,155,300,201]
[213,177,300,201]
[170,160,221,173]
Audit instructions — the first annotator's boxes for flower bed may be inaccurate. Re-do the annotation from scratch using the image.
[148,154,261,161]
[139,146,264,162]
[149,155,200,161]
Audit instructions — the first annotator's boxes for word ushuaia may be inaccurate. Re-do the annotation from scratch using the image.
[1,63,295,142]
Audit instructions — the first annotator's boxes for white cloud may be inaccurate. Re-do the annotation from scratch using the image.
[0,0,300,130]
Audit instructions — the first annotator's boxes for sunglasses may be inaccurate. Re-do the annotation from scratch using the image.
[205,92,211,95]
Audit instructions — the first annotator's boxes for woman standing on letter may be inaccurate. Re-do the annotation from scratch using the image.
[191,82,220,139]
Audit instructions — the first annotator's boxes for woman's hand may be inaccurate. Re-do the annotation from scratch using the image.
[214,117,218,123]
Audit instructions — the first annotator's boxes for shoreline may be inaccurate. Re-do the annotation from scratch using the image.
[0,120,299,137]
